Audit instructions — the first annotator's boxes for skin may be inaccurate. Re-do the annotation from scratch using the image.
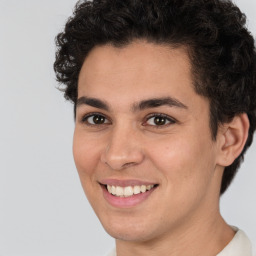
[73,41,248,256]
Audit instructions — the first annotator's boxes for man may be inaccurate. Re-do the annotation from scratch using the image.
[54,0,256,255]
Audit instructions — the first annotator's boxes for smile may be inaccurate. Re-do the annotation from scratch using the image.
[106,184,155,197]
[101,181,158,208]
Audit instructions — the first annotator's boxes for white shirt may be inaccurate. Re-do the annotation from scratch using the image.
[107,228,253,256]
[217,228,252,256]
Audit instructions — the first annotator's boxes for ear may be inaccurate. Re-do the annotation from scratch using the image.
[216,113,249,167]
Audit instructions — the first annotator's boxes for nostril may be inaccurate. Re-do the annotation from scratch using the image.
[122,162,138,168]
[103,160,139,171]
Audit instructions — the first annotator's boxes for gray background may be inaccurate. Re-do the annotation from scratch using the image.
[0,0,255,255]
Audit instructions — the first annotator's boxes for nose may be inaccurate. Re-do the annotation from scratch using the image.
[100,124,144,171]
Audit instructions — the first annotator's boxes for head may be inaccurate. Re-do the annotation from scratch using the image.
[54,0,256,242]
[54,0,256,195]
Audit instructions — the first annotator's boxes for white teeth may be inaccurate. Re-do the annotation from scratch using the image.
[141,185,146,193]
[111,185,116,195]
[106,184,155,197]
[115,186,124,196]
[124,186,133,197]
[134,185,141,195]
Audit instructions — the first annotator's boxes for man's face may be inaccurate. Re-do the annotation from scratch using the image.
[73,41,223,242]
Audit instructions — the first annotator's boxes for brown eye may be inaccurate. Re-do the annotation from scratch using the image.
[153,116,167,125]
[83,114,110,125]
[92,115,106,124]
[145,114,175,126]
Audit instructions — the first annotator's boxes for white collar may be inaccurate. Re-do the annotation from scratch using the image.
[217,227,252,256]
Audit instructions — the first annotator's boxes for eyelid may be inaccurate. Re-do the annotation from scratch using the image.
[143,113,176,126]
[80,112,112,125]
[79,112,176,127]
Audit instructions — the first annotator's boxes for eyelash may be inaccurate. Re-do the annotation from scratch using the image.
[143,113,176,127]
[80,112,176,127]
[81,112,111,126]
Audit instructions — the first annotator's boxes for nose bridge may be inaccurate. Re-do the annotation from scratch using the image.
[101,121,144,170]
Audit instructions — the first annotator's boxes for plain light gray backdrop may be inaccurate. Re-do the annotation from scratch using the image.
[0,0,255,255]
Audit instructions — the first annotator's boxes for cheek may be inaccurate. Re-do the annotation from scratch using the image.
[73,131,102,179]
[72,131,105,209]
[148,133,216,192]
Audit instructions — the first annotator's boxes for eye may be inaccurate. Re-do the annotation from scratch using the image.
[144,114,176,127]
[82,113,111,125]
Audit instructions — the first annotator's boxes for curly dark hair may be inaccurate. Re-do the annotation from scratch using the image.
[54,0,256,195]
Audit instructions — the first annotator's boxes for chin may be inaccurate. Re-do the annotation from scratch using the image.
[99,214,159,242]
[105,226,153,242]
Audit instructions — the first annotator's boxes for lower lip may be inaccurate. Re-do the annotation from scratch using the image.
[102,185,157,208]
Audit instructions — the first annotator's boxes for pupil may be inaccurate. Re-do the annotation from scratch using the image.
[93,115,105,124]
[154,117,166,125]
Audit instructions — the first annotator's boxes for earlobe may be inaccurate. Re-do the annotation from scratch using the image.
[216,113,249,167]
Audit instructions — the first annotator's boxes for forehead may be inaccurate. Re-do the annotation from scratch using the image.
[77,41,204,111]
[79,42,191,81]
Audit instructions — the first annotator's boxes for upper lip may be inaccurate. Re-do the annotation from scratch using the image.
[100,179,158,187]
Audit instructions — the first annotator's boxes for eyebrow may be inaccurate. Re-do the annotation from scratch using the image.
[76,96,109,111]
[76,96,188,111]
[132,97,188,111]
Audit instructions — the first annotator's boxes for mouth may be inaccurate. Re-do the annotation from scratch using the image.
[104,184,157,197]
[99,180,159,208]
